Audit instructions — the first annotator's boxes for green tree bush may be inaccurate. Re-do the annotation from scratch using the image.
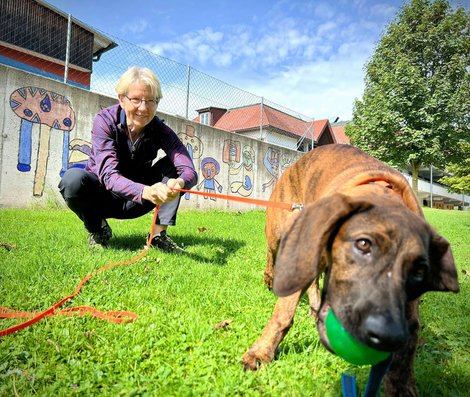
[346,0,470,194]
[439,141,470,194]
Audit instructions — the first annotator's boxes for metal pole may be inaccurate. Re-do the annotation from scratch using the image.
[260,96,264,141]
[429,165,433,208]
[185,65,191,119]
[64,13,72,84]
[311,119,314,150]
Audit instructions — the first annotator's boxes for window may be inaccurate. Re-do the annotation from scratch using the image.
[200,112,210,125]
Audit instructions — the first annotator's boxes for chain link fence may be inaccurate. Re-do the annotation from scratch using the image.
[92,34,316,150]
[1,0,315,151]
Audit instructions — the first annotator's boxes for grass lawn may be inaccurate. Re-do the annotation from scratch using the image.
[0,207,469,396]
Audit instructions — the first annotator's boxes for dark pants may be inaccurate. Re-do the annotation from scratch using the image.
[58,156,181,233]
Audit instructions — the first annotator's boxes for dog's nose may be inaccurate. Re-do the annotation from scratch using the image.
[363,313,408,351]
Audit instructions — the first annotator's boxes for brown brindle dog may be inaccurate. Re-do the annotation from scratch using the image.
[242,144,459,396]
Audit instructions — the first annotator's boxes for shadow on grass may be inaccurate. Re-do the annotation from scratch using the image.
[109,233,245,266]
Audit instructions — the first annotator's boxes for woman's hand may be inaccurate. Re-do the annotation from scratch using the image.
[142,178,184,205]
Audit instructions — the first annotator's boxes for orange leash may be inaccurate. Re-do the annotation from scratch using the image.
[1,189,299,337]
[174,188,301,211]
[0,206,159,337]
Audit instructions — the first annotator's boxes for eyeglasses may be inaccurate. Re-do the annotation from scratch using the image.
[125,95,158,107]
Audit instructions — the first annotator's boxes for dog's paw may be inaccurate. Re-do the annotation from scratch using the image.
[242,346,274,371]
[263,273,273,290]
[242,351,265,371]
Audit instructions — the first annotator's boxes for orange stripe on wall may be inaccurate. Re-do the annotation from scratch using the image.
[0,44,91,87]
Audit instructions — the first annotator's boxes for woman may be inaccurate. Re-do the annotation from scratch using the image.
[59,66,197,251]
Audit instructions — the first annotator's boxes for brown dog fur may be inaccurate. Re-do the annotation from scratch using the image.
[242,145,459,396]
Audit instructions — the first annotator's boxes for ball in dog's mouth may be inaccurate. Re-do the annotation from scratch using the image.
[323,308,391,366]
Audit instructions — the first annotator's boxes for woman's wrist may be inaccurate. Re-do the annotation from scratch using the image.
[176,178,185,189]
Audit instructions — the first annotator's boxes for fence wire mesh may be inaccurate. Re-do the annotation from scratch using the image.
[1,0,315,151]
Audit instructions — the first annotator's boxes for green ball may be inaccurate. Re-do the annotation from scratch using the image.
[325,309,390,366]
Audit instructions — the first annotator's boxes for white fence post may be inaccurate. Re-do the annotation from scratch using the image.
[64,13,72,84]
[185,65,191,120]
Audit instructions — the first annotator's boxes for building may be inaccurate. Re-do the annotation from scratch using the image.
[0,0,116,89]
[195,105,468,209]
[195,104,347,151]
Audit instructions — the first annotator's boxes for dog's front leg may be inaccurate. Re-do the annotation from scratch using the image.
[243,290,302,370]
[383,300,420,397]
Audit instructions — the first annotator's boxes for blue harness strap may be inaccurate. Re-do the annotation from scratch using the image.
[342,356,392,397]
[363,356,392,397]
[341,372,358,397]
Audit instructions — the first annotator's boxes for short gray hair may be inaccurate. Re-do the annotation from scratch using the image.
[115,66,162,99]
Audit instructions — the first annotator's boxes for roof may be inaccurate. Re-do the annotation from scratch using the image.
[212,104,314,138]
[306,119,332,141]
[196,103,349,145]
[331,124,350,144]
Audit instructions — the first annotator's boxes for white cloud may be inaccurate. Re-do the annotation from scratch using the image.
[140,0,397,120]
[143,19,318,70]
[311,2,337,19]
[235,9,376,119]
[242,42,371,121]
[370,2,400,19]
[121,19,149,35]
[317,21,337,36]
[143,27,229,66]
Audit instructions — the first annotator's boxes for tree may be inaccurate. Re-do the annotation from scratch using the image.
[439,141,470,194]
[346,0,470,195]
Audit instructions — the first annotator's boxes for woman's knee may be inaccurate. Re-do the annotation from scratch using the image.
[58,168,95,199]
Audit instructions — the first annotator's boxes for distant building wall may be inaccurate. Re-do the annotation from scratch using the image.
[239,128,299,150]
[0,65,302,209]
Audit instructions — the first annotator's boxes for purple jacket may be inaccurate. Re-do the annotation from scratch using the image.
[86,104,197,204]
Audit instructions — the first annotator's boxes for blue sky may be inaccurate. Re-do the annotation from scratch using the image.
[44,0,468,121]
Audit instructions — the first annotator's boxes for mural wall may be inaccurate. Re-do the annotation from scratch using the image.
[0,66,301,209]
[9,87,75,196]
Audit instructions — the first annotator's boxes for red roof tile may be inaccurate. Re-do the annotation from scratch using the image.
[197,104,338,144]
[306,119,331,140]
[331,125,350,144]
[214,104,322,138]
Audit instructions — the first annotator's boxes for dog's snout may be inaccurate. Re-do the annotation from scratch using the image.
[363,313,408,352]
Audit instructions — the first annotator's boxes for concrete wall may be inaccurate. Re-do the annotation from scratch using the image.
[0,65,303,210]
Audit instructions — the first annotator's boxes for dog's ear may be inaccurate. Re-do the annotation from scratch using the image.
[428,230,459,293]
[273,193,373,297]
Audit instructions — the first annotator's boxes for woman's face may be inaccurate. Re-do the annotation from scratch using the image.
[118,81,158,134]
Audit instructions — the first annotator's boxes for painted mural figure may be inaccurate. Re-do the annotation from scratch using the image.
[196,157,223,200]
[67,138,92,169]
[223,140,254,197]
[178,125,204,200]
[262,147,280,192]
[9,87,75,196]
[280,154,295,174]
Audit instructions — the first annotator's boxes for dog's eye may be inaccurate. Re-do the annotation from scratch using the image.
[355,239,371,254]
[411,262,428,283]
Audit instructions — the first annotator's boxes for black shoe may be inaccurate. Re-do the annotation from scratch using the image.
[149,230,184,253]
[88,221,113,248]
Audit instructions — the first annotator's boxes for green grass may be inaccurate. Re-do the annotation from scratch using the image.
[0,207,468,396]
